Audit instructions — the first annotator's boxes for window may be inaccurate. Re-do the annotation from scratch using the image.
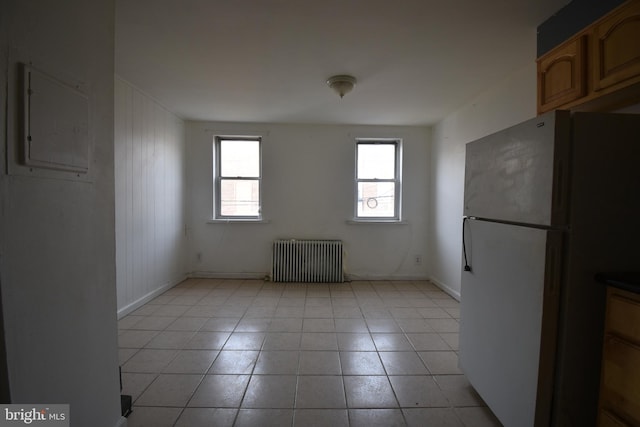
[214,137,261,219]
[355,140,401,220]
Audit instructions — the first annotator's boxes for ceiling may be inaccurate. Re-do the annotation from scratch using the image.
[115,0,569,126]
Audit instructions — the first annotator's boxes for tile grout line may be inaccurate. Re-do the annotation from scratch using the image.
[119,279,497,427]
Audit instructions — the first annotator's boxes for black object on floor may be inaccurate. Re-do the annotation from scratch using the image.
[121,394,132,417]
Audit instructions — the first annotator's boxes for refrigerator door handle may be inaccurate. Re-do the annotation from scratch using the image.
[462,217,472,272]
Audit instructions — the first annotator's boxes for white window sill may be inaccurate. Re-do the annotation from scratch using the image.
[207,218,270,224]
[346,219,408,225]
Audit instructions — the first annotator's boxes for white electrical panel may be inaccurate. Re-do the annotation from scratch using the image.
[22,64,89,173]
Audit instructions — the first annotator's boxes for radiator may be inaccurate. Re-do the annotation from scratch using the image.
[271,239,344,283]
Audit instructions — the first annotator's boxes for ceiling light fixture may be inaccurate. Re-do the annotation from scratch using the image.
[327,75,357,98]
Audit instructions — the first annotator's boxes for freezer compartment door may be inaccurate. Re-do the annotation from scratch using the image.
[464,110,570,227]
[459,219,561,427]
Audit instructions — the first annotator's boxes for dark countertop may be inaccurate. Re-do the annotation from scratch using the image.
[596,272,640,294]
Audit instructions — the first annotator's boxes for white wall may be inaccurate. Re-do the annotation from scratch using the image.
[1,1,123,426]
[429,63,538,298]
[186,122,431,280]
[115,77,187,316]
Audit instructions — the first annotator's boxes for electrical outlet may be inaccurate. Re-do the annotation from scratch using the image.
[414,255,422,266]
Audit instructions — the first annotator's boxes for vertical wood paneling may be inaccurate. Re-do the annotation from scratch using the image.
[153,105,163,288]
[125,83,134,305]
[114,80,127,309]
[114,77,186,314]
[142,92,152,296]
[132,89,143,300]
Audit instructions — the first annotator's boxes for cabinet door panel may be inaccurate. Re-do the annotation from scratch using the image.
[537,36,587,113]
[601,335,640,423]
[592,1,640,91]
[608,294,640,343]
[598,409,630,427]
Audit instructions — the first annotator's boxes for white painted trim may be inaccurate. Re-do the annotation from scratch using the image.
[187,272,430,282]
[206,219,271,224]
[117,275,187,319]
[429,276,461,301]
[345,274,429,281]
[188,271,269,280]
[114,416,128,427]
[203,129,271,137]
[346,220,408,225]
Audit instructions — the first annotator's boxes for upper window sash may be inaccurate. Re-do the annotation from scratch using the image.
[214,136,262,219]
[355,140,401,220]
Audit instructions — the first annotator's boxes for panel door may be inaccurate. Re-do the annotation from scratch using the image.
[592,1,640,92]
[459,219,561,427]
[463,111,570,227]
[537,36,587,114]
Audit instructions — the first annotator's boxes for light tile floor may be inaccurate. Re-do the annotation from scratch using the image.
[119,279,502,427]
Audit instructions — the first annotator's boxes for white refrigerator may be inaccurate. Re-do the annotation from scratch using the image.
[459,110,640,427]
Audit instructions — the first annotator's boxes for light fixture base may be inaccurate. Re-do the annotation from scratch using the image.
[327,75,357,98]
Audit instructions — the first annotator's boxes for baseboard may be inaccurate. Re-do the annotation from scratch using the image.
[188,271,268,280]
[114,416,128,427]
[345,273,430,281]
[429,276,461,301]
[188,271,430,283]
[117,275,187,319]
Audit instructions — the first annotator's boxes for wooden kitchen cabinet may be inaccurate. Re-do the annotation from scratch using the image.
[598,286,640,426]
[592,0,640,93]
[537,0,640,114]
[537,36,587,112]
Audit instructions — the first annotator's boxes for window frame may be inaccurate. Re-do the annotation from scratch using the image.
[354,138,402,221]
[213,135,263,220]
